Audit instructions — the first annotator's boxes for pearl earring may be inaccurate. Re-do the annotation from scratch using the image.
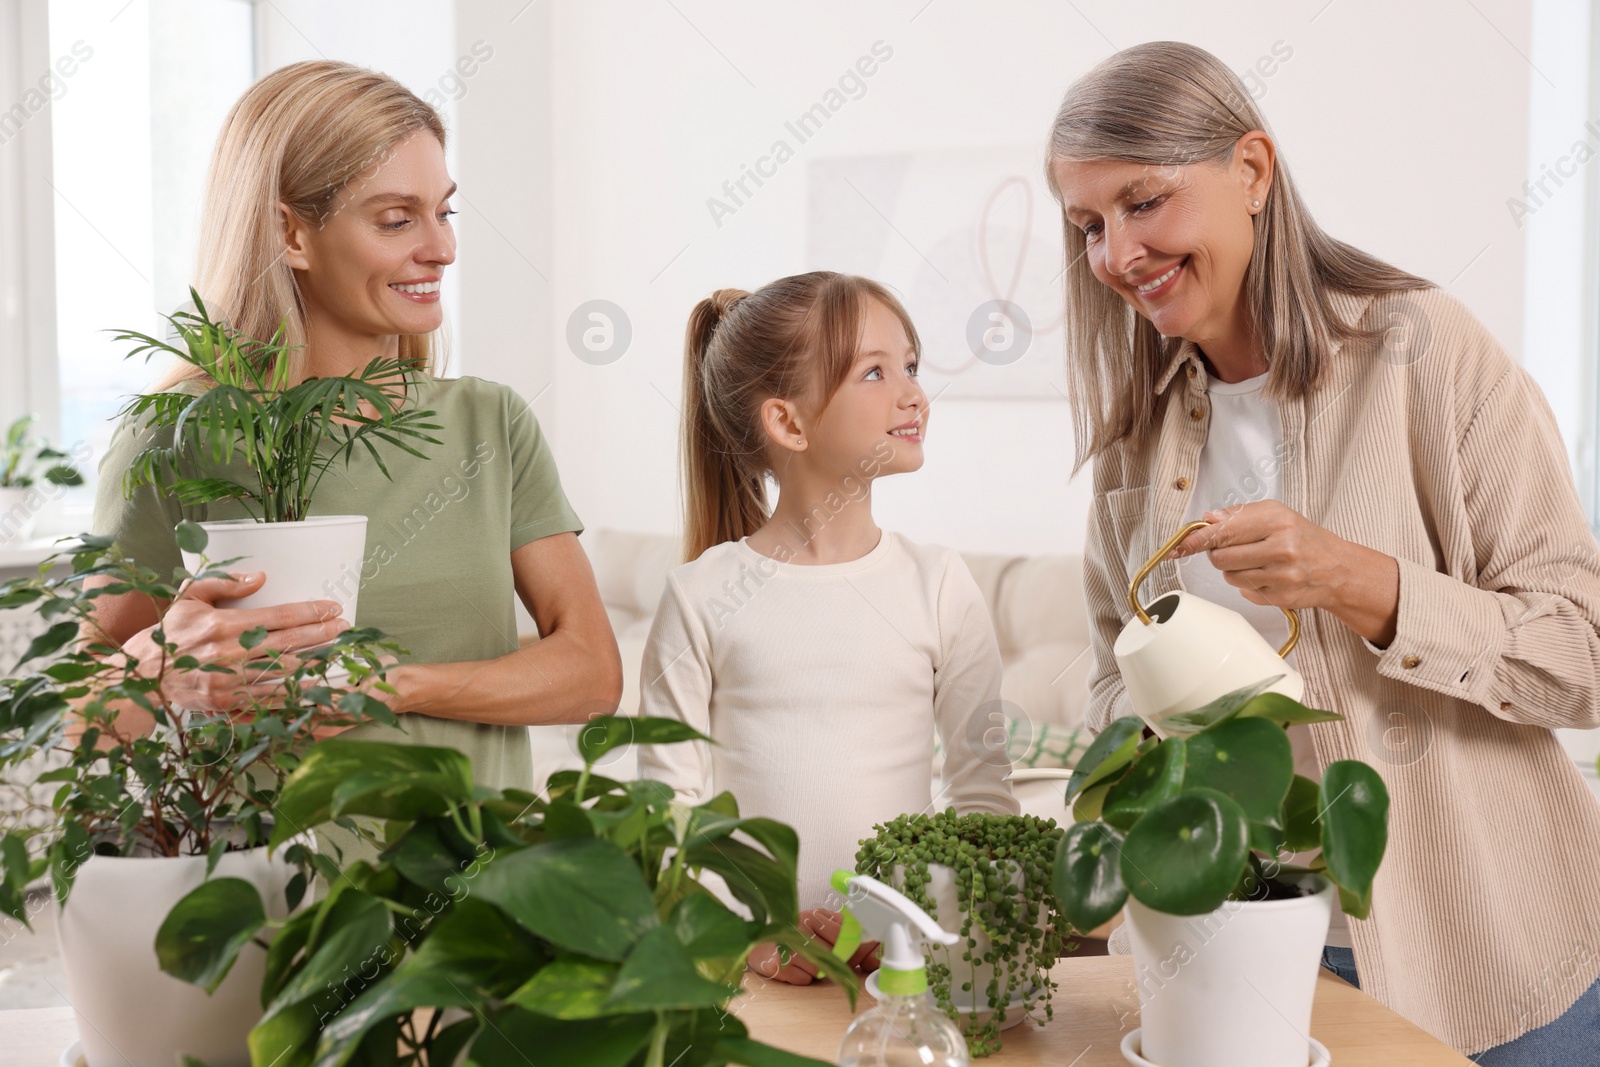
[1251,199,1261,209]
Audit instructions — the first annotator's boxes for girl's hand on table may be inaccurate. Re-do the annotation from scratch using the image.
[746,909,880,984]
[801,908,881,973]
[1165,500,1400,646]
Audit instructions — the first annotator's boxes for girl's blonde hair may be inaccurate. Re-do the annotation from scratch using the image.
[681,272,919,564]
[158,60,448,389]
[1044,41,1434,473]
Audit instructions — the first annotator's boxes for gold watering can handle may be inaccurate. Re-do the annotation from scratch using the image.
[1128,519,1300,658]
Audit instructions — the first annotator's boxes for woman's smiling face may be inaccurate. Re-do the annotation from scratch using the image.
[283,130,458,344]
[1052,133,1272,347]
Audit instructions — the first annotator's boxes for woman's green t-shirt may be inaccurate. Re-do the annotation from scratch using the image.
[90,373,584,795]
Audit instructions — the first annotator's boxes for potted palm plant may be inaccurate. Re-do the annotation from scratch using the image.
[0,525,405,1067]
[154,716,855,1067]
[110,290,440,622]
[853,811,1066,1057]
[1052,678,1389,1067]
[0,414,84,546]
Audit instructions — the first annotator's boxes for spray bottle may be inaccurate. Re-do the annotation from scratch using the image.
[830,869,971,1067]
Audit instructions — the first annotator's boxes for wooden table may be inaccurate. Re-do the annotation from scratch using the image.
[735,955,1472,1065]
[1,957,1470,1066]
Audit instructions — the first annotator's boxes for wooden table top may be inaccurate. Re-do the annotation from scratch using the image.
[0,956,1470,1066]
[734,954,1472,1066]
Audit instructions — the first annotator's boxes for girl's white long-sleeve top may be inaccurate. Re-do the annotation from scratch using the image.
[635,530,1019,912]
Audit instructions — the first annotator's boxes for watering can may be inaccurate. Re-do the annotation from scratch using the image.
[1113,520,1304,737]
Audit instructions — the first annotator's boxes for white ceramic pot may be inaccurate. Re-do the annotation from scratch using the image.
[56,844,296,1067]
[0,485,40,546]
[895,862,1044,1031]
[181,516,368,623]
[1113,590,1304,737]
[1122,879,1333,1067]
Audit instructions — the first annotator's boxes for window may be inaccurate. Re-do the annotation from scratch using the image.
[45,0,254,522]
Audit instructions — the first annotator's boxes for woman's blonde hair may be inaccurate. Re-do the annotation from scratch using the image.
[681,272,919,564]
[158,60,447,389]
[1044,41,1433,473]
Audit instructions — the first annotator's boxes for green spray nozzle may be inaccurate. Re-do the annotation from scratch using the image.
[830,869,958,997]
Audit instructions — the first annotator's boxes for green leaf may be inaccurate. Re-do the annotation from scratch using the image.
[248,997,319,1067]
[1053,821,1128,932]
[604,924,739,1011]
[1071,780,1113,823]
[262,886,391,1020]
[577,715,713,766]
[1183,717,1293,827]
[1318,761,1389,919]
[1064,716,1143,802]
[669,893,752,960]
[174,520,209,554]
[1102,737,1186,831]
[1120,788,1250,916]
[379,819,478,896]
[399,897,547,996]
[314,971,476,1067]
[506,959,619,1019]
[471,837,657,962]
[155,877,268,993]
[542,798,595,840]
[682,837,795,929]
[1159,675,1286,733]
[16,621,78,668]
[464,1010,654,1067]
[1281,774,1322,853]
[1232,692,1343,728]
[239,626,268,651]
[270,741,473,847]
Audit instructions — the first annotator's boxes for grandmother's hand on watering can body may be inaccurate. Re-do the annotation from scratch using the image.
[1164,500,1401,646]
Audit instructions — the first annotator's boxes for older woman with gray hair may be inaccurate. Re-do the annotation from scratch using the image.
[1047,40,1600,1064]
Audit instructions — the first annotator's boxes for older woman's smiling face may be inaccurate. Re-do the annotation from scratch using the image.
[1052,133,1273,361]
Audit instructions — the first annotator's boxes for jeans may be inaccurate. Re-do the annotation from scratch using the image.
[1319,945,1600,1065]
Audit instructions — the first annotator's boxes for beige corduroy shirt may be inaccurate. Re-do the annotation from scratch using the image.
[1082,285,1600,1054]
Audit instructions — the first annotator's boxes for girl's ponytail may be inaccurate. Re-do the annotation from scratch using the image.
[678,273,921,564]
[682,289,767,563]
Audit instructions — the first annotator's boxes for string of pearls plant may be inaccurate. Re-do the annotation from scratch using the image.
[854,810,1068,1057]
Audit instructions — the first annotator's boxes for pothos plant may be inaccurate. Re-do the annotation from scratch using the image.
[1052,678,1391,932]
[111,289,441,523]
[0,524,403,922]
[0,414,83,490]
[154,717,856,1067]
[853,810,1066,1058]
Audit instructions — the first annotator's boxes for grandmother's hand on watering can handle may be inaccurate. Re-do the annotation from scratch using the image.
[1164,501,1401,645]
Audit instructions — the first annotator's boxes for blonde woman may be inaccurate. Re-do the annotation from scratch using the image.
[1047,41,1600,1064]
[87,62,622,811]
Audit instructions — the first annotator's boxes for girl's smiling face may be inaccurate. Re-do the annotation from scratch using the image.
[282,130,458,344]
[1051,133,1271,348]
[803,297,928,478]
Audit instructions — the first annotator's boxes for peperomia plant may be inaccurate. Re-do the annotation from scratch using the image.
[111,289,441,523]
[854,811,1066,1058]
[1052,678,1390,931]
[0,524,403,922]
[1,414,83,491]
[155,718,856,1067]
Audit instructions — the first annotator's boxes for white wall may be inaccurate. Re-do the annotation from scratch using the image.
[257,0,1544,558]
[447,0,1537,559]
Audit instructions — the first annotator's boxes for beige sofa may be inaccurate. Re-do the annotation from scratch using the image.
[526,528,1095,795]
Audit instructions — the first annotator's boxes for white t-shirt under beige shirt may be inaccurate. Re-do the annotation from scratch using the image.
[635,530,1019,912]
[1176,368,1351,948]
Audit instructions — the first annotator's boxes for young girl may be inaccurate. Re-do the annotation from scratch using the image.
[635,272,1018,984]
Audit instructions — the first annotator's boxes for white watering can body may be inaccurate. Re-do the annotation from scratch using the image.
[1114,521,1304,737]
